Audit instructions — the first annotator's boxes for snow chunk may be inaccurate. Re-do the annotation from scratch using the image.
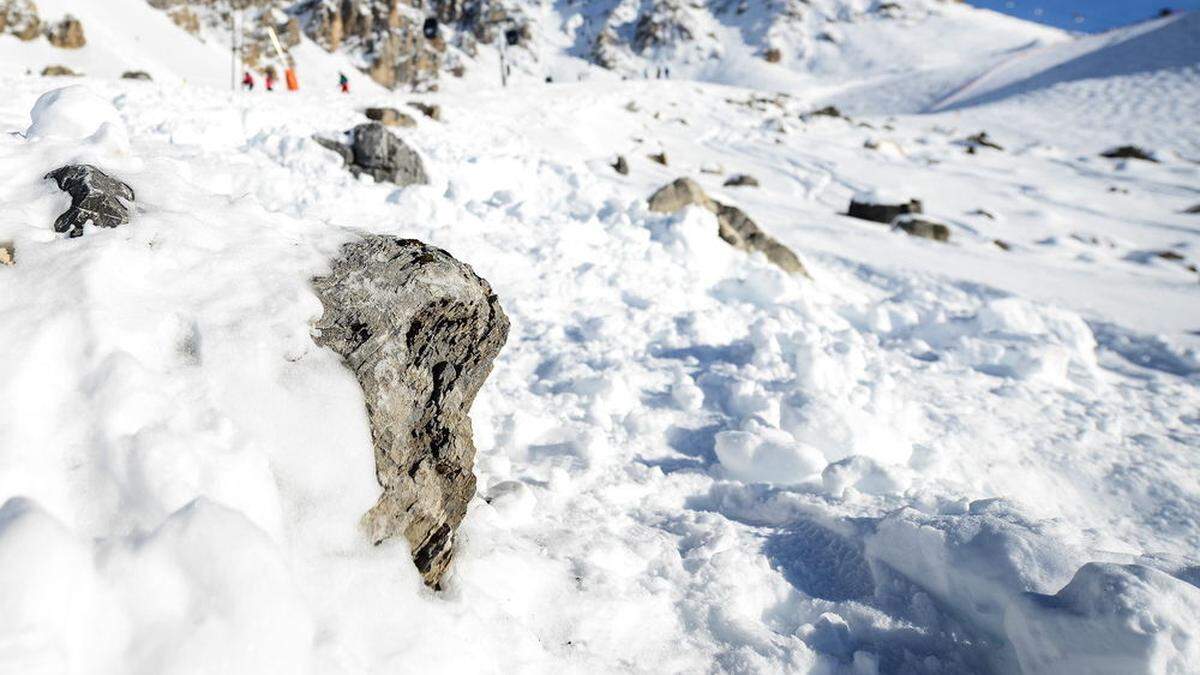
[25,86,125,143]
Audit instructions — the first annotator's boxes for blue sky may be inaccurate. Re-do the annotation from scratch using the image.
[966,0,1200,31]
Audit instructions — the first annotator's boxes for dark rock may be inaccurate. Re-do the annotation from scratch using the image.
[1156,250,1185,261]
[1101,145,1158,163]
[315,123,429,187]
[121,70,152,81]
[1184,204,1200,214]
[647,177,808,277]
[968,208,996,219]
[804,105,843,120]
[366,107,417,128]
[723,174,759,188]
[648,151,668,166]
[612,155,629,175]
[41,64,78,77]
[44,165,135,238]
[848,197,923,224]
[993,239,1012,251]
[312,235,509,588]
[963,131,1003,152]
[407,101,441,121]
[764,47,782,63]
[894,216,951,242]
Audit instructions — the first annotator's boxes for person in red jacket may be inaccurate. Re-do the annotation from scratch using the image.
[338,72,350,94]
[241,71,254,91]
[265,66,277,92]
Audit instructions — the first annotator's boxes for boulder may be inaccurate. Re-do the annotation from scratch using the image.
[612,155,629,175]
[45,15,84,48]
[893,215,951,242]
[40,64,78,77]
[648,178,808,277]
[315,123,429,187]
[365,107,417,128]
[0,0,40,41]
[44,165,135,238]
[312,235,509,588]
[407,101,441,121]
[723,174,759,188]
[121,70,153,81]
[1101,145,1158,163]
[648,177,715,213]
[848,197,923,224]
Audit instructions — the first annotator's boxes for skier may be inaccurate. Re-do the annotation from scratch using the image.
[241,71,255,91]
[338,72,350,94]
[265,66,277,92]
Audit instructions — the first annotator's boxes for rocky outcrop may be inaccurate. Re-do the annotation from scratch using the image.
[848,197,923,224]
[315,122,429,186]
[45,15,84,48]
[1101,145,1158,162]
[648,178,808,277]
[44,165,136,238]
[312,235,509,587]
[0,0,40,41]
[365,107,416,128]
[723,174,759,188]
[894,215,951,242]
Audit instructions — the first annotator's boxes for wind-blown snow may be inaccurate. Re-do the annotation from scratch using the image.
[1,4,1199,675]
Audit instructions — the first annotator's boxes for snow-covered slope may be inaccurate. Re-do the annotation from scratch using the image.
[1,4,1200,675]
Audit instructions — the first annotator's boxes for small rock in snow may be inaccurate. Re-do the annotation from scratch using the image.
[40,64,78,77]
[612,155,629,175]
[44,164,135,238]
[0,241,13,266]
[647,177,715,213]
[893,215,951,242]
[364,107,416,128]
[120,70,152,81]
[407,101,441,121]
[648,151,668,166]
[723,174,759,188]
[1101,145,1158,163]
[314,123,429,187]
[847,196,923,224]
[45,15,85,49]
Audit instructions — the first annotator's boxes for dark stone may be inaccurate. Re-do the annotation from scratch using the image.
[994,239,1012,251]
[365,107,416,128]
[804,105,843,120]
[44,165,135,238]
[1184,204,1200,214]
[314,123,429,186]
[612,155,629,175]
[313,235,509,588]
[121,70,152,81]
[894,216,951,242]
[723,174,759,188]
[1101,145,1158,162]
[963,131,1003,152]
[649,151,668,166]
[848,198,923,224]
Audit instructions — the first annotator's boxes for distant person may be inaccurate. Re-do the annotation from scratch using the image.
[241,71,254,91]
[339,72,350,94]
[265,67,277,92]
[665,66,671,79]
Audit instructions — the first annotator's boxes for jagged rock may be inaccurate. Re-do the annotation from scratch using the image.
[365,107,417,128]
[848,197,923,224]
[723,174,759,188]
[648,178,808,277]
[41,65,78,77]
[407,102,441,121]
[0,0,39,40]
[894,215,951,242]
[963,131,1003,152]
[764,47,782,63]
[612,155,629,175]
[0,241,13,266]
[648,178,716,213]
[1101,145,1158,163]
[649,151,668,166]
[45,15,84,48]
[716,204,809,275]
[44,165,135,238]
[315,123,429,187]
[121,70,152,81]
[312,235,509,588]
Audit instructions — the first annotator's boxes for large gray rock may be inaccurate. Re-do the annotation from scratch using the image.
[44,165,135,238]
[312,236,509,588]
[648,177,808,277]
[315,122,429,187]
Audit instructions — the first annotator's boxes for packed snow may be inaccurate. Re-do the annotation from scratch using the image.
[1,2,1199,674]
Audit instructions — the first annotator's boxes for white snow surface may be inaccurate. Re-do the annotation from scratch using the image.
[2,5,1200,675]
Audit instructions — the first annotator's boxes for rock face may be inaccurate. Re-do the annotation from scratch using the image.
[365,107,416,128]
[315,122,429,186]
[45,15,84,48]
[648,177,808,277]
[312,235,510,587]
[894,215,951,242]
[44,165,135,238]
[848,197,923,224]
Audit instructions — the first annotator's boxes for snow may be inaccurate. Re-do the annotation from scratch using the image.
[1,3,1200,674]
